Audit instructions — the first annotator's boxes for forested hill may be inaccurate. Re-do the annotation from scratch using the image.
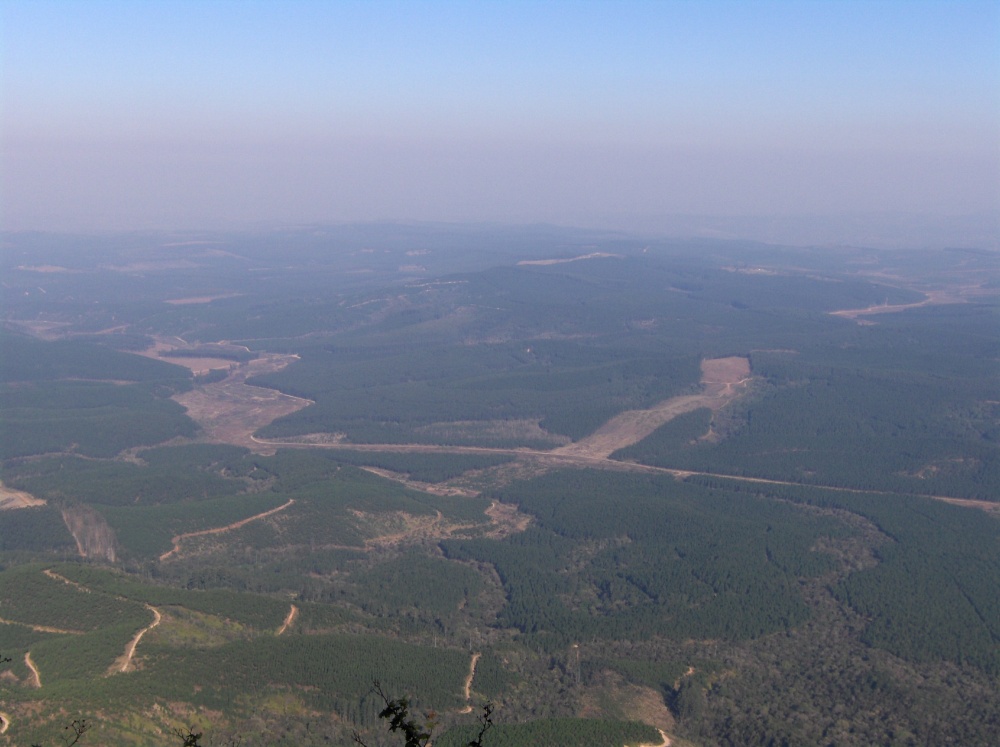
[0,227,997,746]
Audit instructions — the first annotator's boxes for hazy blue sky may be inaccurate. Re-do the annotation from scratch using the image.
[2,0,998,232]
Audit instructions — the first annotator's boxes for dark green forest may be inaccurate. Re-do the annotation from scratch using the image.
[0,227,997,746]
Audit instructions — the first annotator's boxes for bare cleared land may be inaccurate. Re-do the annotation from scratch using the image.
[136,340,241,376]
[0,482,45,510]
[173,353,311,452]
[829,281,998,321]
[553,357,750,459]
[163,294,243,305]
[517,252,621,266]
[165,351,995,516]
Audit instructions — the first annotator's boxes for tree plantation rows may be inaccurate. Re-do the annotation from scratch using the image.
[0,228,997,745]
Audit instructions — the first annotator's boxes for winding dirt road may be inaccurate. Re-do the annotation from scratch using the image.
[635,728,671,747]
[25,652,41,688]
[276,604,298,636]
[43,567,91,592]
[0,712,9,734]
[458,652,481,714]
[159,498,295,561]
[116,605,161,673]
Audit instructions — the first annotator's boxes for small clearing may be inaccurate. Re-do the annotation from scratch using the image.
[0,481,45,510]
[484,501,532,538]
[673,666,696,690]
[276,604,298,636]
[359,510,474,550]
[134,340,238,375]
[61,505,117,561]
[164,293,243,305]
[159,498,295,561]
[554,357,750,459]
[931,496,1000,515]
[517,252,621,266]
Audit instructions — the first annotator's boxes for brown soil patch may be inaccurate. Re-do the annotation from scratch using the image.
[484,501,532,538]
[276,604,298,636]
[830,297,937,319]
[62,505,117,561]
[517,252,621,266]
[829,285,992,321]
[700,356,751,388]
[577,669,675,744]
[135,340,239,375]
[173,353,311,453]
[932,496,1000,515]
[14,264,77,273]
[348,509,484,551]
[164,294,242,305]
[0,482,45,510]
[673,665,696,690]
[553,357,751,459]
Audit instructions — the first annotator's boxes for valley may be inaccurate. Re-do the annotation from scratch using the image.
[0,225,997,746]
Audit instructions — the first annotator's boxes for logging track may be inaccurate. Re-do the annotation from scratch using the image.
[159,498,295,561]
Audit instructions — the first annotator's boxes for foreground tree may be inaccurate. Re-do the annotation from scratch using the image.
[352,681,493,747]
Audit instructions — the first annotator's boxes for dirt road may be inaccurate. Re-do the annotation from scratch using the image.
[116,605,162,673]
[635,728,671,747]
[829,288,971,321]
[25,652,41,688]
[0,616,82,635]
[177,353,995,516]
[459,652,481,713]
[43,567,91,591]
[276,604,298,636]
[159,498,295,561]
